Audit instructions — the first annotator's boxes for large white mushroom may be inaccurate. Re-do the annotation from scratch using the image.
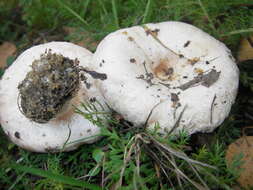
[92,21,239,135]
[0,42,108,152]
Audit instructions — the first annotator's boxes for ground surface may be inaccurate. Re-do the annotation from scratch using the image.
[0,0,253,189]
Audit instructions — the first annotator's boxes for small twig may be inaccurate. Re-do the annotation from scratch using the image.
[167,105,187,136]
[210,94,217,124]
[144,101,162,129]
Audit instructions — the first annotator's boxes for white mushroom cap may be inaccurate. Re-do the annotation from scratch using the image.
[92,21,239,135]
[0,42,107,152]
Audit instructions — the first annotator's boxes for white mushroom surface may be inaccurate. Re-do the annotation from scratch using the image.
[92,21,239,135]
[0,42,107,152]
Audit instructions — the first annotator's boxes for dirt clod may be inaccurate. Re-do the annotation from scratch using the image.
[18,51,80,123]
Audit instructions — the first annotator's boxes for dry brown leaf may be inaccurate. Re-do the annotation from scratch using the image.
[62,26,98,51]
[237,34,253,62]
[0,42,16,68]
[226,135,253,189]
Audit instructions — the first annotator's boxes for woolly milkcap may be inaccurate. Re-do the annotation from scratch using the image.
[0,42,107,152]
[92,21,239,135]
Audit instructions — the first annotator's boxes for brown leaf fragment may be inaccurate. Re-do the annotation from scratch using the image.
[178,69,220,90]
[0,42,16,68]
[237,34,253,62]
[226,135,253,189]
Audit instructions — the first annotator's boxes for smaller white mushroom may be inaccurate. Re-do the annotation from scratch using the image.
[0,42,108,152]
[92,21,239,135]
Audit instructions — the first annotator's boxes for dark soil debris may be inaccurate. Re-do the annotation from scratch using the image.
[18,50,80,123]
[14,131,20,139]
[184,40,191,47]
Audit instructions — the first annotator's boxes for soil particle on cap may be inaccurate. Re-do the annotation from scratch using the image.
[128,36,134,41]
[84,81,91,89]
[136,74,144,79]
[18,51,80,123]
[130,58,136,63]
[171,93,180,108]
[179,54,184,58]
[100,60,105,67]
[171,93,179,103]
[14,131,20,139]
[184,40,191,47]
[87,129,91,133]
[89,97,96,103]
[80,73,92,89]
[206,61,210,65]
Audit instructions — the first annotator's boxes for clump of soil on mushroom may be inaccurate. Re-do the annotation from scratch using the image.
[18,50,80,123]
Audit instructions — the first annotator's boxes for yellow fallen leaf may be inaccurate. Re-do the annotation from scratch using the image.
[0,42,16,68]
[226,134,253,189]
[237,35,253,62]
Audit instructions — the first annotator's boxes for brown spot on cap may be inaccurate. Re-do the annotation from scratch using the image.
[153,59,174,81]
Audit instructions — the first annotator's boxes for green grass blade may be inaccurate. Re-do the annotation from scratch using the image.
[111,0,119,28]
[142,0,152,24]
[56,0,89,26]
[221,28,253,36]
[98,0,108,15]
[10,164,101,190]
[81,0,91,18]
[8,172,26,190]
[197,0,216,33]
